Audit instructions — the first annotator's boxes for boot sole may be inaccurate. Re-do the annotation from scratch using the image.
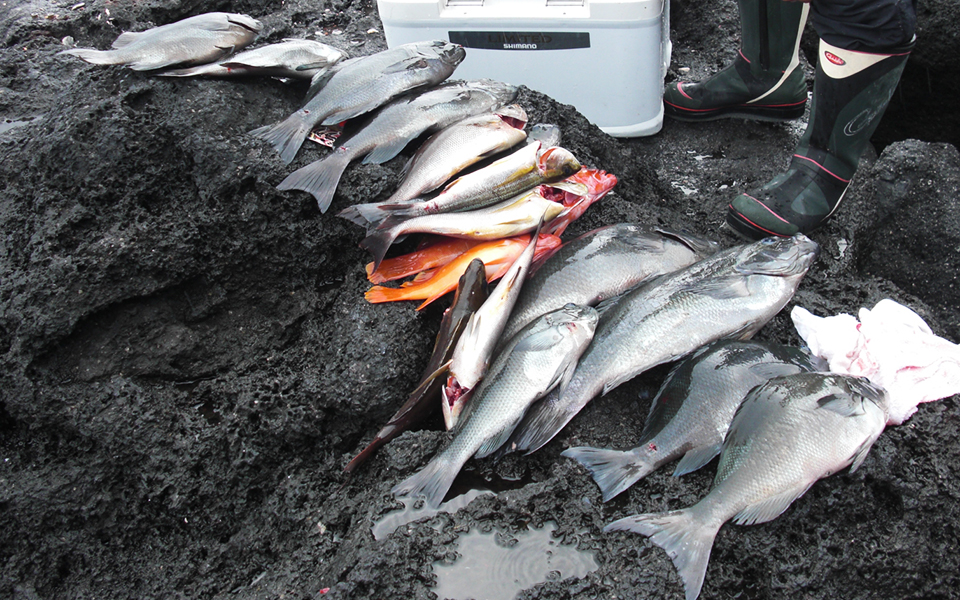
[664,101,806,123]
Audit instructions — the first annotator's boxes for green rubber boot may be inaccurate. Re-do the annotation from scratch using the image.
[663,0,809,122]
[727,38,913,239]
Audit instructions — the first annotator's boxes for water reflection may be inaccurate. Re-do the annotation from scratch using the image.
[371,489,492,541]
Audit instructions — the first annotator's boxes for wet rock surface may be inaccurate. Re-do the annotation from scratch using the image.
[1,1,958,599]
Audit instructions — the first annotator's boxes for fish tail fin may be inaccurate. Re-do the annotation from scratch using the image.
[250,112,312,165]
[59,48,119,65]
[359,224,401,273]
[277,152,351,213]
[336,202,405,228]
[336,204,374,227]
[605,510,719,600]
[560,447,655,502]
[391,455,460,509]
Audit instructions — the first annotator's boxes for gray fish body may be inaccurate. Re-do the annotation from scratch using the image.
[381,104,528,206]
[606,373,890,600]
[501,225,721,344]
[60,12,262,71]
[562,339,827,501]
[278,79,518,212]
[509,234,821,455]
[251,40,466,164]
[157,39,346,79]
[391,304,599,508]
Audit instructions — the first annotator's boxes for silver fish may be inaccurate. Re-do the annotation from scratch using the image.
[441,218,542,430]
[360,185,564,272]
[60,12,262,71]
[507,234,820,455]
[379,104,529,207]
[562,339,827,501]
[157,38,346,79]
[392,303,599,508]
[338,141,581,228]
[277,79,518,213]
[500,225,720,344]
[606,373,890,600]
[250,40,465,164]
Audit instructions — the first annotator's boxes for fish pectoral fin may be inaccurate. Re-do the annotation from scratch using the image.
[685,275,752,300]
[817,393,866,417]
[513,327,566,354]
[381,56,430,75]
[215,44,237,53]
[748,362,804,380]
[672,443,722,477]
[732,482,814,526]
[555,360,579,398]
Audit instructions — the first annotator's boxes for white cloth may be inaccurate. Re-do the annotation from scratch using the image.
[792,299,960,425]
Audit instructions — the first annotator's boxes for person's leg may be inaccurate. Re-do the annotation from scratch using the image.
[726,0,916,239]
[663,0,809,121]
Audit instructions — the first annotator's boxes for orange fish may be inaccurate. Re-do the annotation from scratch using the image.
[366,237,480,284]
[365,233,562,310]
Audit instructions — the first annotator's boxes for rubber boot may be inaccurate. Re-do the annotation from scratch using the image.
[726,38,913,239]
[663,0,809,121]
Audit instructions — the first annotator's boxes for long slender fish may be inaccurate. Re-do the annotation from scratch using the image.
[277,79,518,212]
[360,185,564,272]
[60,12,262,71]
[562,340,827,501]
[251,40,466,164]
[378,104,529,207]
[157,38,346,79]
[338,142,581,228]
[606,373,890,600]
[499,225,720,344]
[392,304,599,508]
[507,234,820,455]
[343,259,488,474]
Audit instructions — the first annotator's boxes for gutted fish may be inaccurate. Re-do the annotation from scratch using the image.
[562,339,827,501]
[606,373,889,600]
[392,304,599,508]
[251,40,466,164]
[507,234,820,455]
[60,12,262,71]
[277,79,518,212]
[157,38,346,79]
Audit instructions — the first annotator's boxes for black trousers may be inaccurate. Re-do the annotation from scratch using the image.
[810,0,917,51]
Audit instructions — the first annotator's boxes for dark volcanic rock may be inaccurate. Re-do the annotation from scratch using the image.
[1,1,958,600]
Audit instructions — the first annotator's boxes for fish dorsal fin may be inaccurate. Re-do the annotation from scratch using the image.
[732,482,814,526]
[112,31,143,49]
[672,443,722,477]
[474,414,525,459]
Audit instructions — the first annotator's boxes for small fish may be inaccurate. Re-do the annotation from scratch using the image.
[344,259,488,474]
[277,79,518,212]
[338,141,581,228]
[500,225,719,345]
[157,38,346,79]
[60,12,262,71]
[392,303,599,508]
[250,40,465,164]
[441,220,543,429]
[365,233,561,310]
[562,340,827,501]
[377,104,529,207]
[367,237,481,284]
[605,373,890,600]
[507,234,821,455]
[360,185,564,272]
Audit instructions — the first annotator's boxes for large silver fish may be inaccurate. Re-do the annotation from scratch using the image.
[500,225,720,344]
[378,104,529,207]
[562,339,827,501]
[60,12,262,71]
[506,234,820,455]
[157,38,346,79]
[338,141,581,228]
[606,373,890,600]
[277,79,518,213]
[250,40,465,164]
[392,304,599,508]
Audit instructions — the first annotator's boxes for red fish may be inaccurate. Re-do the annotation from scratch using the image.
[545,168,619,236]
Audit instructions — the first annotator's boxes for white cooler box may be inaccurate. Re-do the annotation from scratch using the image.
[377,0,671,138]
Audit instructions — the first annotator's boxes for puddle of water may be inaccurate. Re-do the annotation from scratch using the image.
[432,521,599,600]
[0,116,39,135]
[371,489,492,541]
